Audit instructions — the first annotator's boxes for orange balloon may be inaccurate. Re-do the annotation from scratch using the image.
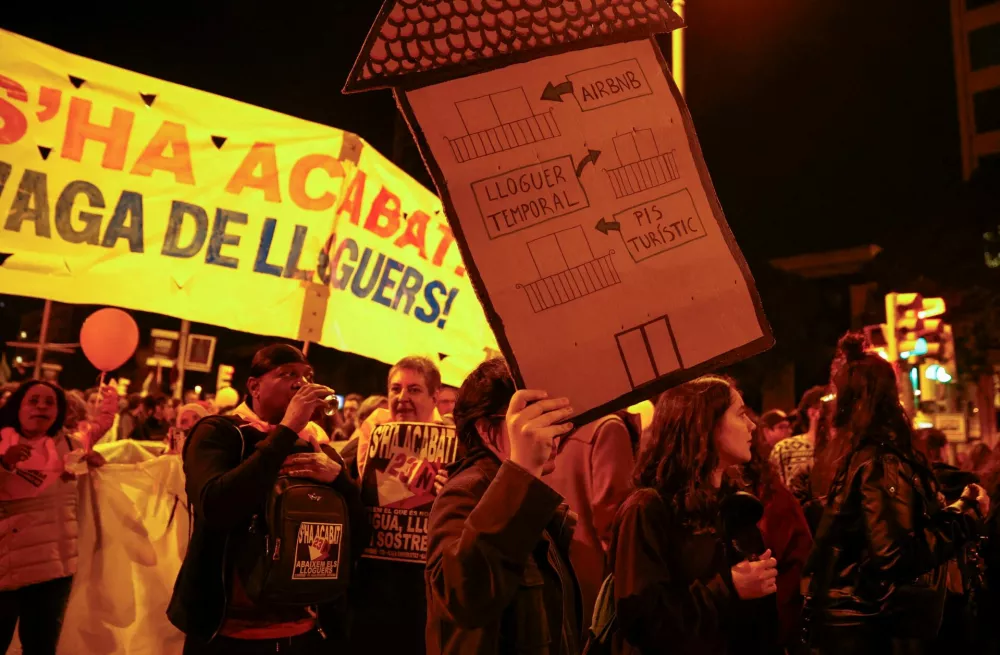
[80,308,139,372]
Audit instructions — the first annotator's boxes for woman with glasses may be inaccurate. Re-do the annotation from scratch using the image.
[425,358,581,655]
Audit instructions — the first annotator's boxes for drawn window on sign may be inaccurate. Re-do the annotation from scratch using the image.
[517,226,621,313]
[449,88,561,163]
[615,315,685,389]
[605,129,681,199]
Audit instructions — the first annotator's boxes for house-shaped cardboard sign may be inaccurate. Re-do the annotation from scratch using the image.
[346,0,774,426]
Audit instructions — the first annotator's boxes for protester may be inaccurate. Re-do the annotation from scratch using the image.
[347,356,448,655]
[965,443,991,476]
[341,394,361,427]
[0,380,109,655]
[425,358,581,654]
[114,392,143,441]
[0,384,17,409]
[214,387,240,415]
[64,387,117,450]
[769,386,827,504]
[738,412,812,652]
[357,394,387,425]
[129,394,170,441]
[168,403,209,453]
[435,385,458,420]
[168,344,360,654]
[804,333,987,654]
[543,413,634,620]
[758,409,792,451]
[331,393,363,441]
[348,356,443,474]
[612,375,779,655]
[916,428,949,466]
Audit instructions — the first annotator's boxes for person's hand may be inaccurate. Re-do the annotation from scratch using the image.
[281,384,336,434]
[84,451,106,468]
[731,549,778,600]
[433,468,449,495]
[961,483,990,517]
[2,443,32,471]
[506,390,574,478]
[280,452,342,484]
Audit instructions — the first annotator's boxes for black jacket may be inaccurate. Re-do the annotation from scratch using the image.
[611,488,779,655]
[807,440,980,638]
[166,415,364,642]
[424,447,582,655]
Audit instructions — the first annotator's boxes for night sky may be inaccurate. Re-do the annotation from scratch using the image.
[1,0,964,260]
[0,1,967,396]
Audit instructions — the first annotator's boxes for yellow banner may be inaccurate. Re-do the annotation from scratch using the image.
[0,30,496,379]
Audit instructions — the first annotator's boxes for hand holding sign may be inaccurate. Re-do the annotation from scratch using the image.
[506,390,574,478]
[1,443,32,470]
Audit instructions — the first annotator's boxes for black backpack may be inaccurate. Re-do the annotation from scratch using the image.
[229,423,352,607]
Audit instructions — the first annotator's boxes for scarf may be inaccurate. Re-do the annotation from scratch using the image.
[231,402,329,448]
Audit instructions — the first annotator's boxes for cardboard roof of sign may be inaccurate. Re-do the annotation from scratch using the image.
[344,0,685,93]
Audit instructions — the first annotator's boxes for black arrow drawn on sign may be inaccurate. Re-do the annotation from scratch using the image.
[575,149,601,177]
[541,80,574,102]
[595,218,621,235]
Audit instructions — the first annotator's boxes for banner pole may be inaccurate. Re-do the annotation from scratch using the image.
[174,320,190,400]
[33,299,52,379]
[302,341,311,356]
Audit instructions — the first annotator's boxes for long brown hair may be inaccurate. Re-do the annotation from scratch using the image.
[634,375,736,526]
[825,332,934,503]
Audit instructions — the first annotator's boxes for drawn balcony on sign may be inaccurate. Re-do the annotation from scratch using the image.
[448,88,561,164]
[518,226,620,314]
[605,129,680,199]
[615,315,685,390]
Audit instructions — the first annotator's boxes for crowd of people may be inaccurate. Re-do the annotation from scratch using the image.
[1,333,999,655]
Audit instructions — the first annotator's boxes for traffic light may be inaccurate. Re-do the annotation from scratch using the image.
[899,317,945,360]
[923,324,956,384]
[884,293,946,361]
[863,324,890,361]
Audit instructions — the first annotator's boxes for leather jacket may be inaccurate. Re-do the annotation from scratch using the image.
[807,440,980,638]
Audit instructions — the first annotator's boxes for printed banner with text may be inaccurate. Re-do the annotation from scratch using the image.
[0,30,496,378]
[360,422,459,563]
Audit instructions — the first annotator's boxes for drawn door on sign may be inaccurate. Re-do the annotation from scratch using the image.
[616,315,685,389]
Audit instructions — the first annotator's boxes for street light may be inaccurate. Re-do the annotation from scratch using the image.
[672,0,686,95]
